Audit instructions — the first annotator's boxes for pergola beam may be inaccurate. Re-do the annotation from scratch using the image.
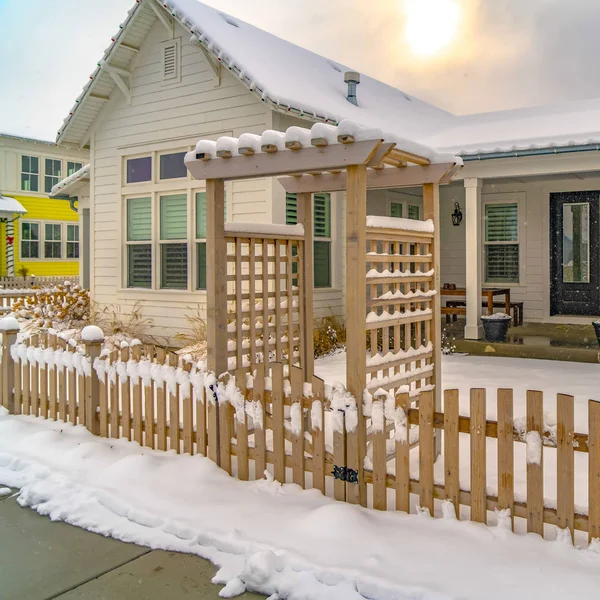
[278,162,460,193]
[185,140,384,181]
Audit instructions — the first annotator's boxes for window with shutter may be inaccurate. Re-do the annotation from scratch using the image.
[126,197,152,288]
[162,39,181,83]
[285,193,298,225]
[484,203,519,283]
[160,194,187,289]
[390,202,402,218]
[408,205,420,220]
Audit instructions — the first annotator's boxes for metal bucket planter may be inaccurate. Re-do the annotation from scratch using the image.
[481,313,512,343]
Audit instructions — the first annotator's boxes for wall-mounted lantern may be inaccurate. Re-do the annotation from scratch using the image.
[451,201,463,226]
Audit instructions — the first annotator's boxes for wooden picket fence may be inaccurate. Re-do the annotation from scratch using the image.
[0,276,79,290]
[1,328,598,543]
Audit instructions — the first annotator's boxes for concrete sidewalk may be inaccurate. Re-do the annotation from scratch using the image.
[0,488,263,600]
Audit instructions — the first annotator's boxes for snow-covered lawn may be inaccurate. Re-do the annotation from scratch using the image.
[316,352,600,514]
[2,406,600,600]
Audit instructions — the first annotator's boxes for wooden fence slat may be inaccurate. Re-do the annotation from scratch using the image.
[156,348,167,451]
[48,333,58,420]
[78,369,86,426]
[195,373,207,456]
[497,388,514,529]
[169,353,181,454]
[470,388,487,524]
[22,340,31,415]
[206,378,219,464]
[271,363,285,483]
[131,346,143,445]
[526,390,544,536]
[236,369,250,480]
[333,407,347,502]
[311,376,326,494]
[144,378,155,449]
[589,399,600,543]
[182,361,193,455]
[57,340,67,422]
[253,364,267,478]
[31,343,40,417]
[109,351,119,438]
[372,395,387,511]
[39,358,48,420]
[68,347,76,424]
[13,355,22,415]
[419,390,435,515]
[557,394,574,541]
[120,347,131,440]
[444,389,459,518]
[99,357,109,438]
[395,392,410,512]
[290,365,304,487]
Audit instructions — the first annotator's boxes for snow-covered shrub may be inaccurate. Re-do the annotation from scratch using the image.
[313,315,346,357]
[11,284,90,329]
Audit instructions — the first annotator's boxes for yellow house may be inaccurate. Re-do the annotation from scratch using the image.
[0,133,89,278]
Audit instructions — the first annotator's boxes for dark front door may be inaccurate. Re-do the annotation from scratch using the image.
[550,191,600,316]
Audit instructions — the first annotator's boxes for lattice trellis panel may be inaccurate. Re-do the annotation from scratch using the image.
[365,225,435,396]
[226,233,304,373]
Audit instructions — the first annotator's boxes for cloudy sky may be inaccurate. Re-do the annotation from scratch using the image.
[1,0,600,141]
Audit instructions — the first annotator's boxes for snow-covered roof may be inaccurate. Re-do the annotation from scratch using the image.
[425,96,600,156]
[57,0,600,161]
[50,164,91,197]
[0,195,27,219]
[57,0,452,147]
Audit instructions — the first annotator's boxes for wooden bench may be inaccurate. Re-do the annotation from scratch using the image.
[445,301,523,326]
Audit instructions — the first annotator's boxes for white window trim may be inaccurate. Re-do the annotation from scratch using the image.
[44,158,63,194]
[20,154,41,193]
[19,220,79,262]
[481,192,527,287]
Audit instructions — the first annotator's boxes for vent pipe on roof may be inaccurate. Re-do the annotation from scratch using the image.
[344,71,360,106]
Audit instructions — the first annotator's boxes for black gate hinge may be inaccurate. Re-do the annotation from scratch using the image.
[333,465,358,484]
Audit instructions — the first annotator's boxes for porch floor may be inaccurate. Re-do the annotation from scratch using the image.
[446,321,600,363]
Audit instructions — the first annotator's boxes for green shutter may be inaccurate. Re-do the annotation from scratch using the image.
[128,245,152,288]
[197,242,207,289]
[286,193,298,225]
[391,202,402,218]
[314,194,331,238]
[127,197,151,241]
[160,194,187,240]
[485,204,518,242]
[408,205,420,220]
[314,241,331,288]
[196,191,227,239]
[161,243,188,289]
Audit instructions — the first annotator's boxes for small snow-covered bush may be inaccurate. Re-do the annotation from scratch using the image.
[314,314,346,358]
[11,284,90,329]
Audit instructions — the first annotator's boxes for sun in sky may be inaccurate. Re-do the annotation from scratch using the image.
[403,0,462,56]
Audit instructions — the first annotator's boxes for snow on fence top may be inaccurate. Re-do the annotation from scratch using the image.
[185,120,461,167]
[81,325,105,343]
[0,317,19,332]
[366,216,434,233]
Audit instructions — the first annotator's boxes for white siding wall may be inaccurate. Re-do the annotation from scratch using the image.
[91,20,271,340]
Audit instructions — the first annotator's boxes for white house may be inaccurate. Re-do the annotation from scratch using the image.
[53,0,600,341]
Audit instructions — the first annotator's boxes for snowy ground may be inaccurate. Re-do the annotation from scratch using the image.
[2,406,600,600]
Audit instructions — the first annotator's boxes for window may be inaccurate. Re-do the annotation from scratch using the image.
[44,224,62,258]
[21,222,40,259]
[162,39,181,83]
[160,194,188,289]
[45,159,61,193]
[67,224,80,259]
[286,193,332,288]
[195,192,227,290]
[408,205,420,220]
[390,202,402,218]
[21,156,39,192]
[484,203,519,283]
[160,152,187,180]
[67,162,83,177]
[126,197,152,288]
[126,156,152,184]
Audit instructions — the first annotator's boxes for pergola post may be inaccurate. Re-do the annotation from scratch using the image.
[345,164,368,506]
[423,183,442,454]
[464,178,483,340]
[206,178,228,375]
[297,192,314,380]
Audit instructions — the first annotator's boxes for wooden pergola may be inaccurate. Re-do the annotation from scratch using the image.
[185,124,461,497]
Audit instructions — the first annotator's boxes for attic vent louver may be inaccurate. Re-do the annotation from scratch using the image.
[344,71,360,106]
[162,39,181,84]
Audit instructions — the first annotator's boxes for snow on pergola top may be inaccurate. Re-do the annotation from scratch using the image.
[184,120,462,167]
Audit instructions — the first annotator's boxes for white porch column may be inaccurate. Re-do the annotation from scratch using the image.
[464,178,483,340]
